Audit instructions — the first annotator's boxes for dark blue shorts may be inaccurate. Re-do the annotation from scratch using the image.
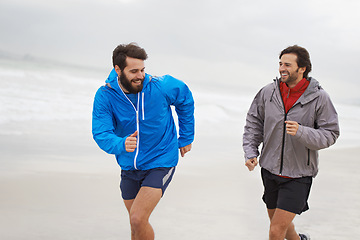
[261,168,312,215]
[120,167,175,200]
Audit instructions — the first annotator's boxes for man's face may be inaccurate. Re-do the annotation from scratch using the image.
[116,57,145,94]
[279,53,305,87]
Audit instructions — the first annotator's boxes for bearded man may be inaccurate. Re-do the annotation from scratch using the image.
[92,43,195,240]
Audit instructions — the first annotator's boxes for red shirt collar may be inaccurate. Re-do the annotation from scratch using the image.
[280,78,309,92]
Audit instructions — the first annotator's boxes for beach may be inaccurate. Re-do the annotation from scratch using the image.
[0,62,359,239]
[0,117,359,239]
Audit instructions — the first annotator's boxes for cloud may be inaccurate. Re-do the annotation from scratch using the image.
[0,0,359,92]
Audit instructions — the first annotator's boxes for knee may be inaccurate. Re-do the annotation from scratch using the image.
[269,222,288,239]
[130,212,146,230]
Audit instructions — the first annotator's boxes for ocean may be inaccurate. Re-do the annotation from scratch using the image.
[0,57,358,149]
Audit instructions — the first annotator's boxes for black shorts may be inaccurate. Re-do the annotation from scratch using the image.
[120,167,175,200]
[261,168,312,215]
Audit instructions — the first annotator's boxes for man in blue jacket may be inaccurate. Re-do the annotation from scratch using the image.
[92,43,195,240]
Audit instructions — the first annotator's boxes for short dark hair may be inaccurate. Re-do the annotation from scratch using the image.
[112,43,148,70]
[280,45,312,79]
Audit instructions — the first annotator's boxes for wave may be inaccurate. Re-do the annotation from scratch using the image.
[0,64,358,149]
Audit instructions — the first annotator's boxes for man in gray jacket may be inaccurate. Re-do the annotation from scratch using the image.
[243,45,339,240]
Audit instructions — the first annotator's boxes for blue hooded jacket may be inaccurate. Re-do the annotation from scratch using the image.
[92,69,195,170]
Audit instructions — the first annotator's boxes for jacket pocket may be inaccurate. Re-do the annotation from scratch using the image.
[307,148,310,166]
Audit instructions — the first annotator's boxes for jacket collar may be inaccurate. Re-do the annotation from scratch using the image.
[274,77,322,105]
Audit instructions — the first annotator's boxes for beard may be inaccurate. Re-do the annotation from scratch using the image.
[280,68,300,85]
[119,72,144,94]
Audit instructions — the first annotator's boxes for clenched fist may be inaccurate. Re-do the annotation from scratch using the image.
[125,131,138,152]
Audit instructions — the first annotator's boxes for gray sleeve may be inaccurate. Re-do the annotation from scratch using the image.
[243,89,265,160]
[295,90,340,150]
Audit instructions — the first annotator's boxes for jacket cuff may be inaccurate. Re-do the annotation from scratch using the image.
[294,125,303,139]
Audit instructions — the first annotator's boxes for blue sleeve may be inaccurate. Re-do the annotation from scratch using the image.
[92,87,127,155]
[161,75,195,148]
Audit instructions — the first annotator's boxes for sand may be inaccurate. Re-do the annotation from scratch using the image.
[0,119,359,240]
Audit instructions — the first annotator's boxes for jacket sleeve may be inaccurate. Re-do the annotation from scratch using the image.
[243,89,265,160]
[161,75,195,148]
[295,90,340,150]
[92,87,127,155]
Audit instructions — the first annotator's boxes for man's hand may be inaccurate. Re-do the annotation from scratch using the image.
[285,120,299,136]
[125,131,138,152]
[245,158,258,171]
[180,144,192,157]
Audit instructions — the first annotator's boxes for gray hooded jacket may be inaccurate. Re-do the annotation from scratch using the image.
[243,77,340,178]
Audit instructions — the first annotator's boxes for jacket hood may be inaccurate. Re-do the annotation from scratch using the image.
[273,77,322,105]
[105,68,151,93]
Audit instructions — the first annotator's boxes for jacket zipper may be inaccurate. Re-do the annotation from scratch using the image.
[119,86,141,170]
[278,83,304,175]
[278,83,286,175]
[279,113,287,175]
[133,94,140,169]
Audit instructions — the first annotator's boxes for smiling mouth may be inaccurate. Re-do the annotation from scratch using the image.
[132,79,143,85]
[281,72,289,78]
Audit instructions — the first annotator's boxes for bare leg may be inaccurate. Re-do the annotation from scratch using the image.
[124,187,162,240]
[267,208,300,240]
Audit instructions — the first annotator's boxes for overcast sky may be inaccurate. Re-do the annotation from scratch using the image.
[1,0,359,97]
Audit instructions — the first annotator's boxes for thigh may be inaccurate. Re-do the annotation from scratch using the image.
[130,186,162,219]
[267,208,276,220]
[124,199,135,214]
[270,208,296,231]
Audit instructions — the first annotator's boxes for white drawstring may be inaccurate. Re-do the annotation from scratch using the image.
[142,92,145,120]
